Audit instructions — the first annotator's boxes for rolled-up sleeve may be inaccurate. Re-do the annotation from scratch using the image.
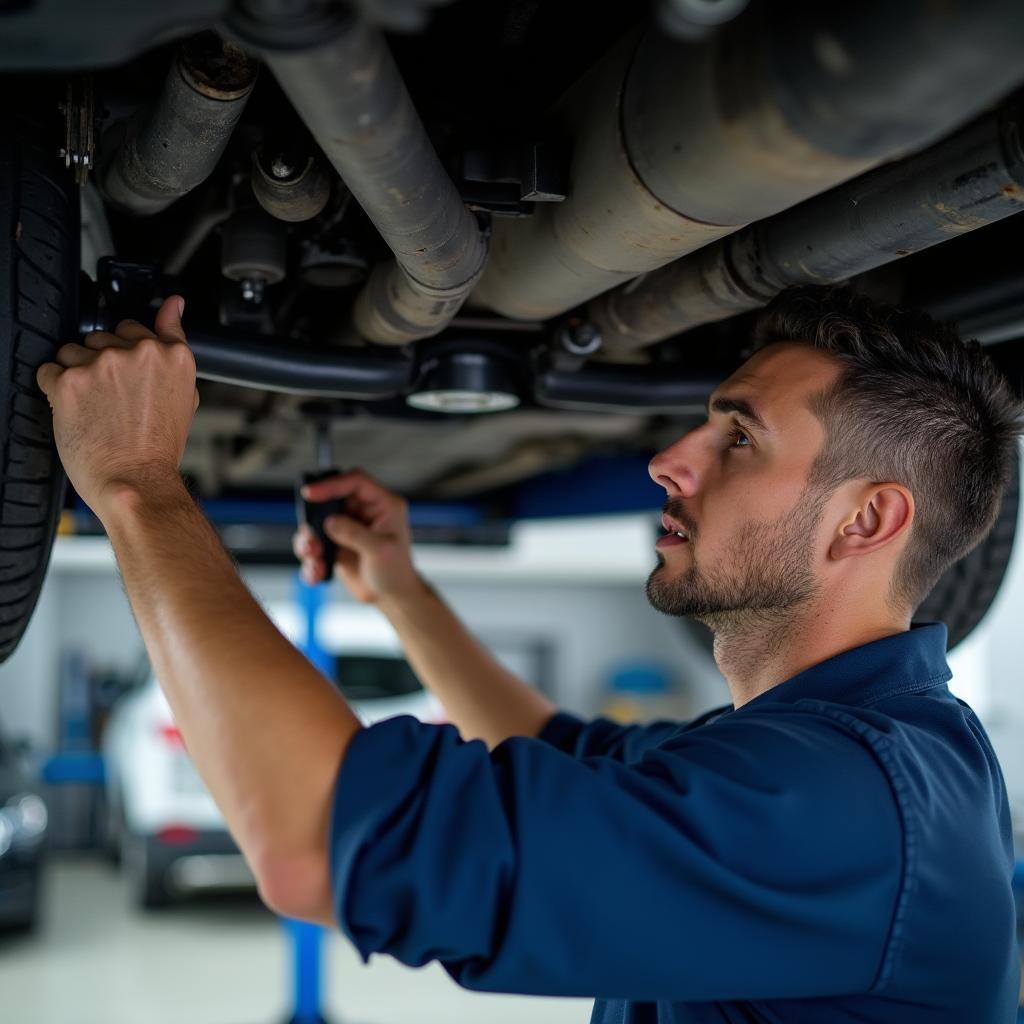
[329,710,903,1003]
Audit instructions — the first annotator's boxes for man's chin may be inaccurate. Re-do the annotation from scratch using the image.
[646,569,699,619]
[645,567,733,625]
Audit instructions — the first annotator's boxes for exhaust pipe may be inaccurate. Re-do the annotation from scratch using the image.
[99,32,257,216]
[188,330,414,398]
[238,5,487,345]
[471,0,1024,322]
[590,101,1024,355]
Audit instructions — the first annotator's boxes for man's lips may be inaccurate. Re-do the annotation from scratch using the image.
[656,532,688,550]
[658,510,692,552]
[660,512,691,539]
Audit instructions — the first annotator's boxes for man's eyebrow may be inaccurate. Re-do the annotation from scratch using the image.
[705,395,772,434]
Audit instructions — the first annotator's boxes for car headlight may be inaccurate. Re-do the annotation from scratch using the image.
[0,794,48,856]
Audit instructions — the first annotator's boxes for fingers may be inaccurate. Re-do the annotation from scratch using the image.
[113,319,159,343]
[81,295,187,353]
[300,558,325,586]
[323,513,379,556]
[293,525,325,585]
[295,515,377,559]
[55,342,98,368]
[294,514,392,588]
[301,468,398,507]
[36,361,62,398]
[83,329,134,351]
[292,524,322,562]
[154,295,187,344]
[39,299,193,409]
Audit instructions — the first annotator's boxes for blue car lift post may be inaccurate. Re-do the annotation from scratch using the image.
[283,572,337,1024]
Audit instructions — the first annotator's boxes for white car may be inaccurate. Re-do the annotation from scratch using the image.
[102,602,444,908]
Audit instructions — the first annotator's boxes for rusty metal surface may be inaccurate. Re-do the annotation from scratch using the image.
[470,19,869,322]
[591,104,1024,354]
[98,32,256,216]
[347,259,487,345]
[472,31,736,321]
[622,20,870,227]
[179,34,258,100]
[472,1,1024,324]
[264,14,486,344]
[251,151,332,223]
[265,17,484,288]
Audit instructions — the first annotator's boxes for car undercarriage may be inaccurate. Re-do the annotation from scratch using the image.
[0,0,1023,658]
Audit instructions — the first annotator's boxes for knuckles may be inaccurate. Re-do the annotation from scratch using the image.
[132,336,164,361]
[46,335,197,403]
[83,330,114,347]
[57,364,87,389]
[121,336,196,375]
[55,342,83,364]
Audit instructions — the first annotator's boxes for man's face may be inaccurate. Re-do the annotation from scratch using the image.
[646,343,841,629]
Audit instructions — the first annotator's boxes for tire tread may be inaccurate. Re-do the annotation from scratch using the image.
[0,112,76,662]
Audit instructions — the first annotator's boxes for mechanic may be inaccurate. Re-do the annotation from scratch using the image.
[37,285,1023,1022]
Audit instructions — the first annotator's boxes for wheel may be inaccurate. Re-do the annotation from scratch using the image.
[124,832,173,909]
[916,454,1020,651]
[101,786,124,867]
[0,862,41,934]
[0,111,77,662]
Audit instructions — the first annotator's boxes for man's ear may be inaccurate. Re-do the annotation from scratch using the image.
[829,484,914,561]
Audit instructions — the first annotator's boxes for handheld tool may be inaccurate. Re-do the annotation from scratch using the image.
[297,416,346,582]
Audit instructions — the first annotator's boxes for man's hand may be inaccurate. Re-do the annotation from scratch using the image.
[36,296,198,521]
[293,470,423,604]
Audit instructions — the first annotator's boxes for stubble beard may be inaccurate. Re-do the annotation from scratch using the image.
[645,486,829,637]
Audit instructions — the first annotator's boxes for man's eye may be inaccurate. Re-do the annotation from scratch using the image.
[727,428,751,450]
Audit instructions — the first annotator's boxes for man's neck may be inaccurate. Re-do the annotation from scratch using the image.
[709,602,911,708]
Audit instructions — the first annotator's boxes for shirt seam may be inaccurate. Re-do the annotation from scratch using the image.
[776,702,914,995]
[855,670,952,707]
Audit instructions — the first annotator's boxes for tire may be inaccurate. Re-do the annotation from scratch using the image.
[101,786,124,867]
[0,861,41,934]
[0,112,77,662]
[916,454,1020,651]
[15,863,42,933]
[139,856,173,910]
[124,832,173,910]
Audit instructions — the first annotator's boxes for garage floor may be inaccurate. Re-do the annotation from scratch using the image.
[0,857,591,1024]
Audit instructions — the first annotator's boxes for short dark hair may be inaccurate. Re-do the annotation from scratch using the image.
[752,285,1024,612]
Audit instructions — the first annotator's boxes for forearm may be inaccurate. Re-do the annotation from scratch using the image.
[378,580,558,749]
[101,477,360,913]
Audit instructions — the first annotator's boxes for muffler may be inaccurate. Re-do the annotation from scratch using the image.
[471,0,1024,322]
[590,101,1024,354]
[99,32,257,216]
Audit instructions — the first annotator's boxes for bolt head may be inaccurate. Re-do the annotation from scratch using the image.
[270,155,295,180]
[558,321,603,356]
[240,278,265,303]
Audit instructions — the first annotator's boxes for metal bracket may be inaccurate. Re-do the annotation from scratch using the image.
[92,257,163,329]
[459,142,567,217]
[58,75,97,186]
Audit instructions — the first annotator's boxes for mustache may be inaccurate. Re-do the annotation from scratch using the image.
[662,498,695,539]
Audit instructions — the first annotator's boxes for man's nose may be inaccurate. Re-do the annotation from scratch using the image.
[648,430,701,496]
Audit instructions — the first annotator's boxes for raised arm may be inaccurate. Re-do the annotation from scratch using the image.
[294,472,558,749]
[37,299,360,924]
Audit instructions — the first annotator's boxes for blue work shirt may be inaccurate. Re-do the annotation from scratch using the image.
[328,623,1019,1021]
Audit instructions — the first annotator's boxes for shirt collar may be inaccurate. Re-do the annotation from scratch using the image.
[738,621,952,712]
